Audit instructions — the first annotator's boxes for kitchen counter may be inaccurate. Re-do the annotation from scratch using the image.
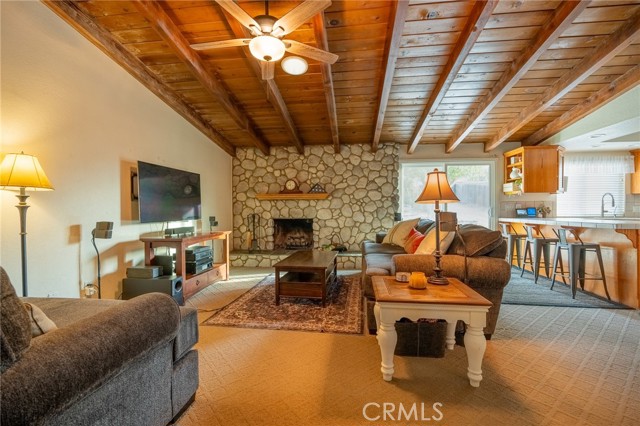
[499,216,640,229]
[499,217,639,309]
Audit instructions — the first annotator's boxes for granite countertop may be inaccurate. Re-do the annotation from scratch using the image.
[499,216,640,230]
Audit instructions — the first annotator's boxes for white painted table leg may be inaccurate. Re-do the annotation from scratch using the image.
[374,304,397,381]
[445,321,456,350]
[463,324,487,387]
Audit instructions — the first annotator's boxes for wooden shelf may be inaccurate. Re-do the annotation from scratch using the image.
[256,193,329,200]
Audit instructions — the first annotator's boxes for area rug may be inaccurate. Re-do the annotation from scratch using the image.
[502,267,630,309]
[203,274,363,334]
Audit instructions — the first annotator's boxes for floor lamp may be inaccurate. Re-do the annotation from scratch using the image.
[91,221,113,299]
[415,168,459,285]
[0,152,54,296]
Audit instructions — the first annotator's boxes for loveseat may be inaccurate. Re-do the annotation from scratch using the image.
[0,267,199,426]
[361,220,511,337]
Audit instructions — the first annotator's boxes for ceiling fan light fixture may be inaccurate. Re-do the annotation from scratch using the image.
[249,35,285,62]
[281,56,308,75]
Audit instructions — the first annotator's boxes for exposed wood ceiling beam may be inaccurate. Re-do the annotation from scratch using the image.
[221,10,304,154]
[42,0,236,157]
[522,64,640,146]
[446,0,590,153]
[132,0,270,155]
[407,0,498,154]
[372,0,409,153]
[313,12,340,153]
[485,9,640,152]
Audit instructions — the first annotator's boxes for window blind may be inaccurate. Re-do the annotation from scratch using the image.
[556,174,625,216]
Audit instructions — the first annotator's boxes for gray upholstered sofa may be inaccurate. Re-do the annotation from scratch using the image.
[361,220,511,338]
[1,267,198,426]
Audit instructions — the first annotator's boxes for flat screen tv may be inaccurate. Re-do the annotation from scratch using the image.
[137,161,202,223]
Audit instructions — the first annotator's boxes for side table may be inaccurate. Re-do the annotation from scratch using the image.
[372,276,492,387]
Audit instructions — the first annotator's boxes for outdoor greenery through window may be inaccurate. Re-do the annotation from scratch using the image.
[400,162,495,228]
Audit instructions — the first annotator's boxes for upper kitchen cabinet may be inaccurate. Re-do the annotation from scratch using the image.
[504,146,565,194]
[631,150,640,195]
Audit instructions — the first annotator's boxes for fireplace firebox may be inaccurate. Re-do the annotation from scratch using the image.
[273,218,313,250]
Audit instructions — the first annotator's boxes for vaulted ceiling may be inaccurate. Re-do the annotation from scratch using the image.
[44,0,640,157]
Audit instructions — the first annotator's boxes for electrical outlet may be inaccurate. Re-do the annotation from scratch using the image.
[47,292,59,298]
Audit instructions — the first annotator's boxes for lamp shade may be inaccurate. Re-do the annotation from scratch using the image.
[249,35,285,62]
[415,168,458,204]
[281,56,308,75]
[0,152,54,191]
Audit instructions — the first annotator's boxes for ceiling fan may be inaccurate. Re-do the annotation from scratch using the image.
[190,0,339,80]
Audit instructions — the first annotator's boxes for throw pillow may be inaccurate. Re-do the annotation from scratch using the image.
[447,224,504,257]
[415,228,456,255]
[403,228,426,254]
[382,218,419,247]
[0,267,32,372]
[23,303,57,337]
[414,218,435,235]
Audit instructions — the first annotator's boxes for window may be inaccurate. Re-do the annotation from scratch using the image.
[400,161,495,228]
[557,175,625,216]
[557,153,629,216]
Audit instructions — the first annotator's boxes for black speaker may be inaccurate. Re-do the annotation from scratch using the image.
[122,275,184,306]
[153,255,174,275]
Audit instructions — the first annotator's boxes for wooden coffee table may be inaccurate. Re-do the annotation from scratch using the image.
[274,250,338,307]
[372,276,492,387]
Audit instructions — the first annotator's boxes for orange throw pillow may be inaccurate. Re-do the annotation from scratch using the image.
[403,228,426,254]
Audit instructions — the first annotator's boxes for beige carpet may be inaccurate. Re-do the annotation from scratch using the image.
[179,268,640,426]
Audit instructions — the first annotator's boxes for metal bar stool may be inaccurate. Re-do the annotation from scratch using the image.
[551,227,611,300]
[499,222,526,269]
[520,223,559,283]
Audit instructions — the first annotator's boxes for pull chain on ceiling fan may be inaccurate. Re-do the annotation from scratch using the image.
[191,0,338,80]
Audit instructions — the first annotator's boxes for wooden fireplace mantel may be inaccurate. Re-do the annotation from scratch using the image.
[256,193,329,201]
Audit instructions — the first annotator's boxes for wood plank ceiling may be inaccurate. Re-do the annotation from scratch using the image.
[44,0,640,157]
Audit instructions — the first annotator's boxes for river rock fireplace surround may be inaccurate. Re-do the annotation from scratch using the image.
[230,144,399,269]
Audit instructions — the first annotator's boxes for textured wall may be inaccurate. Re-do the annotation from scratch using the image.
[232,144,399,252]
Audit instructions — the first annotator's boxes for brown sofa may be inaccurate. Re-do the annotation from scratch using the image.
[361,220,511,338]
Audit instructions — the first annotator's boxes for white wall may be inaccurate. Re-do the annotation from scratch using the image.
[1,1,232,298]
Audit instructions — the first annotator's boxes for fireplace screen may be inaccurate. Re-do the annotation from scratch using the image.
[273,218,313,250]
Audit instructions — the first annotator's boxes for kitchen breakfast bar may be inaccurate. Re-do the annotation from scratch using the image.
[499,217,639,309]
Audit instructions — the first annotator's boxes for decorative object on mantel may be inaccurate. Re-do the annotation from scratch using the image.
[0,152,54,296]
[309,183,326,193]
[415,168,459,285]
[280,178,302,194]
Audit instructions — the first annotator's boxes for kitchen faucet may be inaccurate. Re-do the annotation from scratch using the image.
[601,193,616,217]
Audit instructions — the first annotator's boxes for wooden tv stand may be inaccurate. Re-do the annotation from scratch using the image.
[140,231,230,300]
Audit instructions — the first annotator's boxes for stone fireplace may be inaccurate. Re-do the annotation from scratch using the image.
[273,218,313,250]
[231,144,399,268]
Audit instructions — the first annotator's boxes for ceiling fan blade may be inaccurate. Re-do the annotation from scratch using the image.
[285,40,338,64]
[191,38,251,51]
[215,0,263,35]
[260,61,275,80]
[271,0,332,37]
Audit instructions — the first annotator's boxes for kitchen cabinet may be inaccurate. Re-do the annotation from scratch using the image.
[504,146,565,194]
[631,149,640,194]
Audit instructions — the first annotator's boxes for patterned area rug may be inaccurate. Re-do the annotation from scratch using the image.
[203,274,363,334]
[502,267,630,309]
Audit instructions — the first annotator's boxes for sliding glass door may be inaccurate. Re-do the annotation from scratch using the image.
[400,161,495,228]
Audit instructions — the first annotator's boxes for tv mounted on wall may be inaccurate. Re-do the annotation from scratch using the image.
[137,161,202,224]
